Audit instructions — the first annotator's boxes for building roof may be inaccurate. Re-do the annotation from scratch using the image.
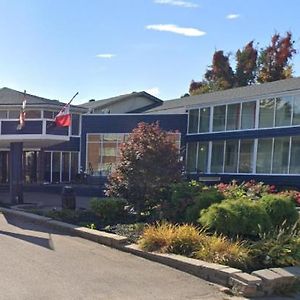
[147,77,300,113]
[81,91,163,110]
[0,87,87,111]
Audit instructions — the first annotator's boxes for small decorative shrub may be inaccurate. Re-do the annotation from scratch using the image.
[138,223,203,256]
[216,180,274,200]
[195,234,251,270]
[199,198,272,237]
[162,181,203,222]
[278,190,300,207]
[184,188,224,223]
[260,194,299,228]
[90,197,127,224]
[249,225,300,270]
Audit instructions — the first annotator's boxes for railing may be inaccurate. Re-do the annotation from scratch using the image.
[0,119,69,138]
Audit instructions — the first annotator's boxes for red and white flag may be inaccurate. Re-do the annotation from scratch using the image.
[17,90,26,130]
[54,103,71,127]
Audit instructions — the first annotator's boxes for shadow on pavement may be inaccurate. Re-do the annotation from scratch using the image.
[0,212,71,251]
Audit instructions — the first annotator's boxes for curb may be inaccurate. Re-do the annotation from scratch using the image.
[1,207,299,297]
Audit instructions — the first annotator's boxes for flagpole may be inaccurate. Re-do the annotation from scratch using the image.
[67,92,79,106]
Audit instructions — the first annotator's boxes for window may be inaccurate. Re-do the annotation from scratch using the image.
[0,111,7,118]
[293,95,300,125]
[186,143,197,172]
[259,99,274,128]
[211,141,224,173]
[44,152,51,182]
[26,110,41,119]
[61,152,70,182]
[275,96,292,127]
[188,109,199,133]
[197,142,209,173]
[199,107,210,132]
[290,136,300,174]
[226,104,240,130]
[224,140,238,172]
[71,114,80,135]
[52,152,61,182]
[8,111,19,119]
[213,105,226,131]
[272,137,290,174]
[256,138,273,173]
[241,101,256,129]
[71,152,79,180]
[239,139,254,173]
[44,111,54,119]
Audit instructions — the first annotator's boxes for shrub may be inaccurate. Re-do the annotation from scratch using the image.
[162,181,203,222]
[138,223,203,256]
[199,198,272,237]
[260,194,299,228]
[90,197,127,224]
[184,188,224,223]
[106,122,182,215]
[249,225,300,270]
[195,234,251,270]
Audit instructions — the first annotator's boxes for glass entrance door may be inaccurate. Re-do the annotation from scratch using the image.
[24,151,38,183]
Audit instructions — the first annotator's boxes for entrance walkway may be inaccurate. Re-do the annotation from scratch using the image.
[0,212,230,300]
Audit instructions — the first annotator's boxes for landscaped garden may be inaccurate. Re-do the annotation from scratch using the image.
[28,122,300,274]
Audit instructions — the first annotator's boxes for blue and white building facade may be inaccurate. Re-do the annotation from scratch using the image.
[2,77,300,203]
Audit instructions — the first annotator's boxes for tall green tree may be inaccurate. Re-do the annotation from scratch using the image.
[257,32,296,83]
[235,41,258,87]
[106,122,182,215]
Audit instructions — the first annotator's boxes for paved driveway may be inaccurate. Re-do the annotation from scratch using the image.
[0,213,231,300]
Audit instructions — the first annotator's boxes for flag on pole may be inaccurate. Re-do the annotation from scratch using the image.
[54,103,71,127]
[53,92,79,127]
[17,90,26,130]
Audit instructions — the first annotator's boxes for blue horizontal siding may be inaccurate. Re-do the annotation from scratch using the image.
[186,126,300,142]
[2,120,42,134]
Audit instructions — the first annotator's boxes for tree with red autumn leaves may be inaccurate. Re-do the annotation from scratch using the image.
[257,32,296,83]
[189,32,296,96]
[106,122,182,215]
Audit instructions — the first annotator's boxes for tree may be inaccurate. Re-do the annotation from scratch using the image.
[235,41,258,87]
[257,32,296,83]
[106,122,182,215]
[205,50,235,91]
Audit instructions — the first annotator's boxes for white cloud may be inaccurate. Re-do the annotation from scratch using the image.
[146,24,206,37]
[154,0,199,8]
[226,14,240,20]
[96,54,116,59]
[145,87,160,97]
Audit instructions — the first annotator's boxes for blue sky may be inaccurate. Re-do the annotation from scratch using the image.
[0,0,300,105]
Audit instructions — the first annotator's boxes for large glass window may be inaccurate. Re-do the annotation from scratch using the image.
[256,138,273,173]
[293,95,300,125]
[224,140,238,173]
[275,96,292,127]
[199,107,210,132]
[239,139,254,173]
[44,152,51,182]
[290,136,300,174]
[213,105,226,132]
[186,143,197,172]
[211,141,224,173]
[188,109,199,133]
[71,152,79,181]
[52,152,61,182]
[259,99,274,128]
[226,104,240,130]
[197,142,209,173]
[272,137,290,174]
[241,101,256,129]
[0,111,7,118]
[62,152,70,182]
